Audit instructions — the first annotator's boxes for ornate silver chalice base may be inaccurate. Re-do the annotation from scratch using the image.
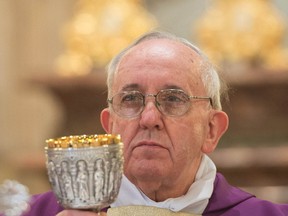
[45,134,124,212]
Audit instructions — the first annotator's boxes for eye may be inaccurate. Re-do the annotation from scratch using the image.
[165,94,182,102]
[122,94,135,102]
[121,92,142,103]
[159,90,189,103]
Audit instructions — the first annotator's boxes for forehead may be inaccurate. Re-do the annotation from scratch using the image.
[113,39,205,93]
[122,38,200,67]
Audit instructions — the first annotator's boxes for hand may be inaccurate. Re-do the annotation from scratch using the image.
[56,210,107,216]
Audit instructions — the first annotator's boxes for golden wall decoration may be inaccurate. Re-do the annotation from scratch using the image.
[56,0,157,76]
[195,0,288,71]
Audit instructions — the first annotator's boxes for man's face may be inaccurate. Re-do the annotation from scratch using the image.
[103,39,215,192]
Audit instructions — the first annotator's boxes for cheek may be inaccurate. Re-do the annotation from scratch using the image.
[110,118,138,154]
[168,116,207,155]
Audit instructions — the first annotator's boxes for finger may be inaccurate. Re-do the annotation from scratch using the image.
[56,209,103,216]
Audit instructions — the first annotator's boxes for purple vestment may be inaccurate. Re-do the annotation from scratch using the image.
[21,173,288,216]
[203,173,288,215]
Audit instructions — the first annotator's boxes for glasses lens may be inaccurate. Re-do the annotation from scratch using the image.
[157,89,190,116]
[112,91,144,117]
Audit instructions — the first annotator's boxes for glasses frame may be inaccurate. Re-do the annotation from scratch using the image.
[107,89,212,118]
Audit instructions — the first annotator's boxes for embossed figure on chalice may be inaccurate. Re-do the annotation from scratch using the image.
[94,159,105,201]
[61,161,74,201]
[76,160,89,202]
[113,158,121,191]
[48,161,62,197]
[104,160,110,197]
[108,157,119,198]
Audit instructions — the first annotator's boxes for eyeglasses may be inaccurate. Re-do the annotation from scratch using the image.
[107,89,212,118]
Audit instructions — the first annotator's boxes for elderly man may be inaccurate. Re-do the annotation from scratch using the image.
[23,31,288,216]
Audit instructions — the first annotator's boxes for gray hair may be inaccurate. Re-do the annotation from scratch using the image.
[106,31,227,110]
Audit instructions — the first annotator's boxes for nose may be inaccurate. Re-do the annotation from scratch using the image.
[139,96,164,130]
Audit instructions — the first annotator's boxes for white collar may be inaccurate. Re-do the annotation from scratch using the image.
[111,154,216,214]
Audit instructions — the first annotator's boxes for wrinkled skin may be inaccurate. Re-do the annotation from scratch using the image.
[101,39,228,201]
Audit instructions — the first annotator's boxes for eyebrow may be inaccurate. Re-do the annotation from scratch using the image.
[163,84,183,90]
[121,84,140,91]
[120,84,184,92]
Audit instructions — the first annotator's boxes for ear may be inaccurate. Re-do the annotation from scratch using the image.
[202,110,229,154]
[100,108,112,133]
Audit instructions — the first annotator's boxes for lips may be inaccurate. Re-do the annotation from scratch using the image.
[133,141,166,150]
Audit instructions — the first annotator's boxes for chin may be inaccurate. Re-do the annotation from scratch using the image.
[126,162,168,181]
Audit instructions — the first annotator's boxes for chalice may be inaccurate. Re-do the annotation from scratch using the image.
[45,134,124,213]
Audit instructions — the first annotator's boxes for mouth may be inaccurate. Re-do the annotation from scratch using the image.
[133,141,166,150]
[130,140,170,160]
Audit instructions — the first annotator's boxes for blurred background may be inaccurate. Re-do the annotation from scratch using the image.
[0,0,288,203]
